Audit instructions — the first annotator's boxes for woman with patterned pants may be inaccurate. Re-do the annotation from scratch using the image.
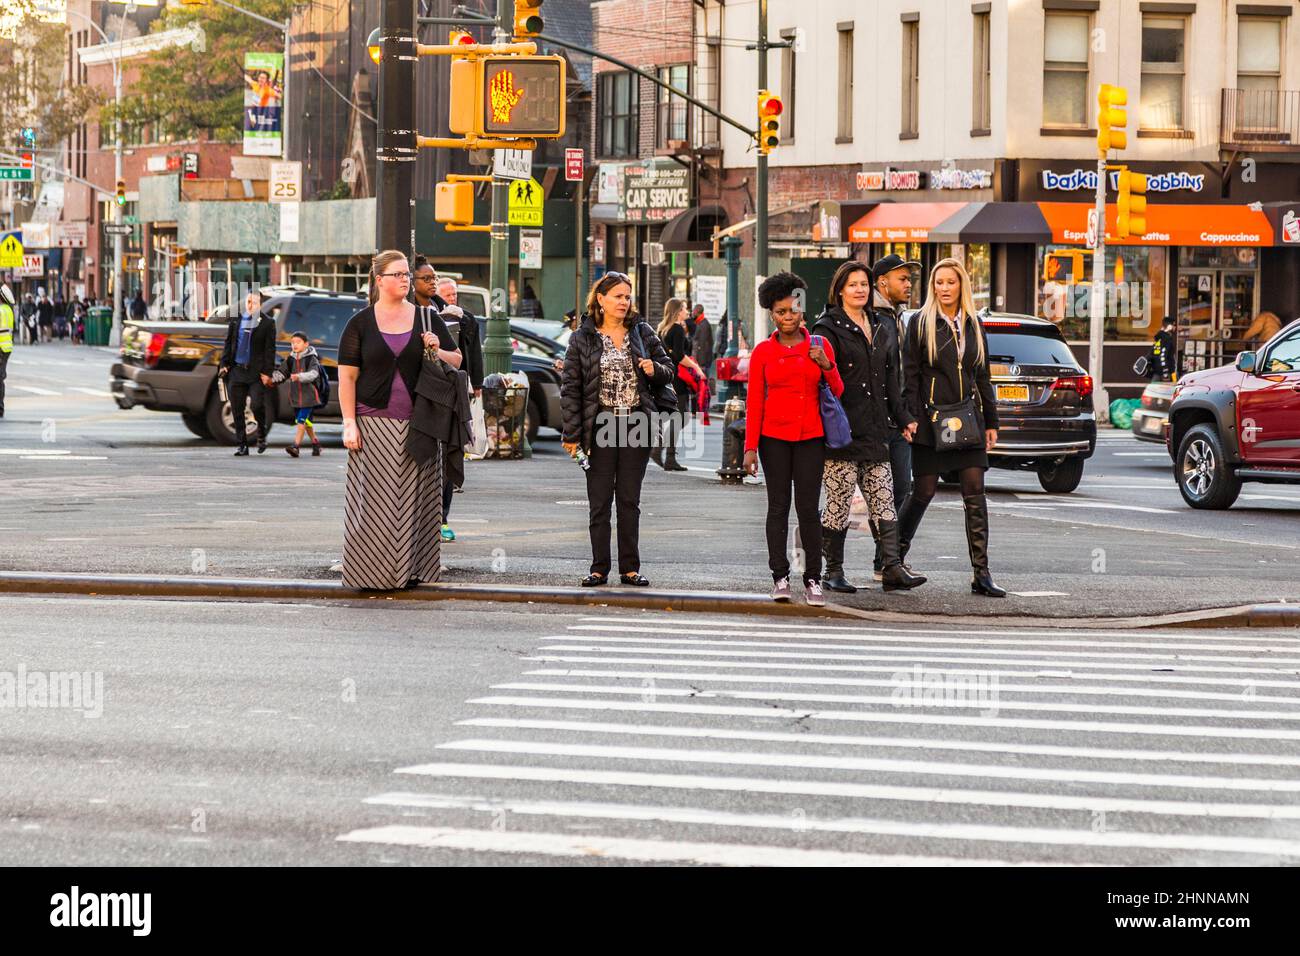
[811,261,925,593]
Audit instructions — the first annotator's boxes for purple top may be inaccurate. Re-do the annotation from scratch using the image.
[355,330,414,420]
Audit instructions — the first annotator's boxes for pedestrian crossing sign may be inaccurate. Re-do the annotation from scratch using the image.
[507,178,544,227]
[0,233,23,269]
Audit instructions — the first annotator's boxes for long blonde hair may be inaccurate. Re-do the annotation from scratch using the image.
[917,257,983,366]
[657,297,686,338]
[368,249,407,305]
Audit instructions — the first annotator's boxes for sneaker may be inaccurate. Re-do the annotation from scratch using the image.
[805,579,825,607]
[285,446,300,458]
[441,524,455,542]
[770,576,792,602]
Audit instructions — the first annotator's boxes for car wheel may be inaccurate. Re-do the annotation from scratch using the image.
[1176,424,1242,510]
[525,394,542,445]
[1037,458,1085,493]
[204,388,263,446]
[181,411,212,440]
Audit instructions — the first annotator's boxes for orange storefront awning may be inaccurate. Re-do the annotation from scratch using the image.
[846,202,968,242]
[1038,202,1275,247]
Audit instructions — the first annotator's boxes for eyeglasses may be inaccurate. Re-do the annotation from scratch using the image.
[602,271,630,284]
[413,272,437,281]
[380,271,412,281]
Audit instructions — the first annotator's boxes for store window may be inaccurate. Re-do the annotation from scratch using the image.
[1035,244,1168,342]
[879,241,923,309]
[934,243,991,312]
[1043,12,1090,127]
[1140,14,1185,129]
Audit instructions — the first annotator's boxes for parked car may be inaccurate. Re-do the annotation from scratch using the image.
[1131,379,1175,444]
[1167,318,1300,509]
[902,310,1097,492]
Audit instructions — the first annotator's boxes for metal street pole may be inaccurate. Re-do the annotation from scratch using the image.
[111,26,124,347]
[483,0,512,377]
[752,0,770,344]
[574,166,584,319]
[375,0,417,254]
[1089,155,1108,421]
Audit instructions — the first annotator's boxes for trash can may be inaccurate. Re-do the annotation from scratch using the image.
[717,397,747,484]
[480,372,529,460]
[86,306,112,346]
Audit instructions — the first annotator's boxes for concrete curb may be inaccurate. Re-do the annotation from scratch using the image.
[1,571,1298,629]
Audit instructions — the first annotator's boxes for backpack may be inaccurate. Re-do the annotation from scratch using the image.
[311,353,331,409]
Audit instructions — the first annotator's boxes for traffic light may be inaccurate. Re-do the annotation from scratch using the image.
[20,127,35,147]
[449,55,566,138]
[367,28,381,65]
[435,181,475,226]
[176,248,188,268]
[115,180,126,206]
[757,89,782,154]
[1097,83,1128,155]
[449,30,476,51]
[1117,168,1148,239]
[514,0,544,39]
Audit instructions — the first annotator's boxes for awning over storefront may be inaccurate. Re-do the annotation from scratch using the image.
[846,202,966,242]
[659,204,728,252]
[1039,202,1275,247]
[928,202,1052,244]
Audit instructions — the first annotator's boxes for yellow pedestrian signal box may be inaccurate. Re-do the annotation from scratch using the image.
[1097,84,1128,155]
[1117,169,1148,239]
[757,90,782,154]
[449,55,566,139]
[436,181,475,226]
[1043,250,1085,284]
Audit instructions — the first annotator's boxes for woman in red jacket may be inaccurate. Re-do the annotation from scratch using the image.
[743,272,844,606]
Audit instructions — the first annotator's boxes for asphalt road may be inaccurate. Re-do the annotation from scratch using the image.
[2,341,1300,619]
[1,597,1297,866]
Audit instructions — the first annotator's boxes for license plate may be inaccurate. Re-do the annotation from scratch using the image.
[1142,417,1162,433]
[997,384,1030,402]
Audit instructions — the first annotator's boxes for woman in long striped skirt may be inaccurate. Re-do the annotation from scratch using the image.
[337,250,461,590]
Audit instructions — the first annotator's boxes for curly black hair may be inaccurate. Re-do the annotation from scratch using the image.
[757,270,807,311]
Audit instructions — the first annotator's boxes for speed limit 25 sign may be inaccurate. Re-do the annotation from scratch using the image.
[269,161,303,204]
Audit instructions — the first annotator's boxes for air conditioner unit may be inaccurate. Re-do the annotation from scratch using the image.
[643,241,665,266]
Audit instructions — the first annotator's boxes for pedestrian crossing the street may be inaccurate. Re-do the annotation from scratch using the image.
[339,612,1300,866]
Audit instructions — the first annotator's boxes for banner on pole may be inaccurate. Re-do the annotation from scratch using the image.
[242,52,284,157]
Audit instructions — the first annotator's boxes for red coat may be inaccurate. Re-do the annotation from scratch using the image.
[745,329,843,451]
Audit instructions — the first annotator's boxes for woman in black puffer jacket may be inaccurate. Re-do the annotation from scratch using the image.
[561,271,675,588]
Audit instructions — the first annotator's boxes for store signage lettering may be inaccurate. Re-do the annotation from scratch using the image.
[930,168,993,190]
[1041,169,1204,193]
[856,169,922,191]
[620,161,690,223]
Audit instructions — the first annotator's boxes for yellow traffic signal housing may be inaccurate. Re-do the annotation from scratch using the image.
[1097,84,1128,155]
[435,181,475,226]
[757,89,782,154]
[1117,168,1148,239]
[176,248,189,268]
[448,54,566,139]
[514,0,544,39]
[115,180,127,205]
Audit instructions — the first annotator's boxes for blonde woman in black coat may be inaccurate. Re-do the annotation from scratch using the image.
[897,258,1005,597]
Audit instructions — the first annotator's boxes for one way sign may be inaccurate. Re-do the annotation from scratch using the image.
[507,178,543,227]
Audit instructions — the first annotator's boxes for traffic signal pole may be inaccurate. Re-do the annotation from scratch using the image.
[376,0,417,255]
[755,0,769,290]
[1089,153,1107,421]
[484,0,512,378]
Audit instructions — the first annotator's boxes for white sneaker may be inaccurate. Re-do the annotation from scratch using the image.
[805,579,825,607]
[771,576,792,602]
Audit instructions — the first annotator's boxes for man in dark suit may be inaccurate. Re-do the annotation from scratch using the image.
[219,289,278,455]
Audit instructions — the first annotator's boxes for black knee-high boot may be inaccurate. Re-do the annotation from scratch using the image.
[821,526,856,593]
[896,494,930,571]
[879,519,926,591]
[963,494,1007,598]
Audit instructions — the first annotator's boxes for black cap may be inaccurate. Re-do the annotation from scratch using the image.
[871,254,920,282]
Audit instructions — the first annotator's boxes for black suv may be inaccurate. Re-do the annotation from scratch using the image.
[903,310,1097,492]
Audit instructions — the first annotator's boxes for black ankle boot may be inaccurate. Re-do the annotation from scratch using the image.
[963,494,1007,598]
[664,444,687,471]
[821,526,856,593]
[879,519,926,591]
[896,494,930,573]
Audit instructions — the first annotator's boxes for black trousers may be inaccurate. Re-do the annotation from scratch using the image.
[758,435,825,584]
[888,431,912,510]
[227,368,274,444]
[585,415,652,576]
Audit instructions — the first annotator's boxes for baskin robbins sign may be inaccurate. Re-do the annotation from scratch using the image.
[1041,168,1205,194]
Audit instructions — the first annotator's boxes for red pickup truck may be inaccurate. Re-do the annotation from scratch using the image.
[1167,318,1300,508]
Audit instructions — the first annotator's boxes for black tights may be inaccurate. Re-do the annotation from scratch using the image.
[911,466,986,505]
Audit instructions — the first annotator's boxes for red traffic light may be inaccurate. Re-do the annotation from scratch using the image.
[758,93,783,117]
[450,30,475,46]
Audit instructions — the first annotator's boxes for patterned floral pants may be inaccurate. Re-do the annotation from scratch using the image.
[821,458,896,531]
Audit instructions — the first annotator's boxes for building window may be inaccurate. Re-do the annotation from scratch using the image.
[1237,16,1283,129]
[697,39,721,148]
[598,71,638,158]
[780,28,797,144]
[1140,14,1185,129]
[656,64,689,148]
[901,16,919,138]
[837,23,854,142]
[1043,11,1090,127]
[972,9,991,133]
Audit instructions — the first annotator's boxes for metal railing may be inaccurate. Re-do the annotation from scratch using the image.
[1221,88,1300,148]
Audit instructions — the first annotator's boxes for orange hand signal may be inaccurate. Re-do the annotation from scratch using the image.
[489,69,525,124]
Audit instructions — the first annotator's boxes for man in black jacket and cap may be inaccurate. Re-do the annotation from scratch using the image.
[219,289,278,455]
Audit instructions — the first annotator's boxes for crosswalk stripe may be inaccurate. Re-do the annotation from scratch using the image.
[394,762,1300,820]
[525,654,1300,690]
[457,717,1300,768]
[492,681,1300,722]
[542,638,1300,668]
[362,792,1300,858]
[522,667,1300,705]
[467,695,1300,741]
[336,824,1034,866]
[8,384,59,396]
[68,387,113,398]
[436,738,1300,794]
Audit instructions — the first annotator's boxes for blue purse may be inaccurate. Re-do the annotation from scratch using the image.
[810,335,852,450]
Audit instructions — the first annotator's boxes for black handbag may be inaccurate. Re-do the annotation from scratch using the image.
[926,320,983,451]
[633,323,678,414]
